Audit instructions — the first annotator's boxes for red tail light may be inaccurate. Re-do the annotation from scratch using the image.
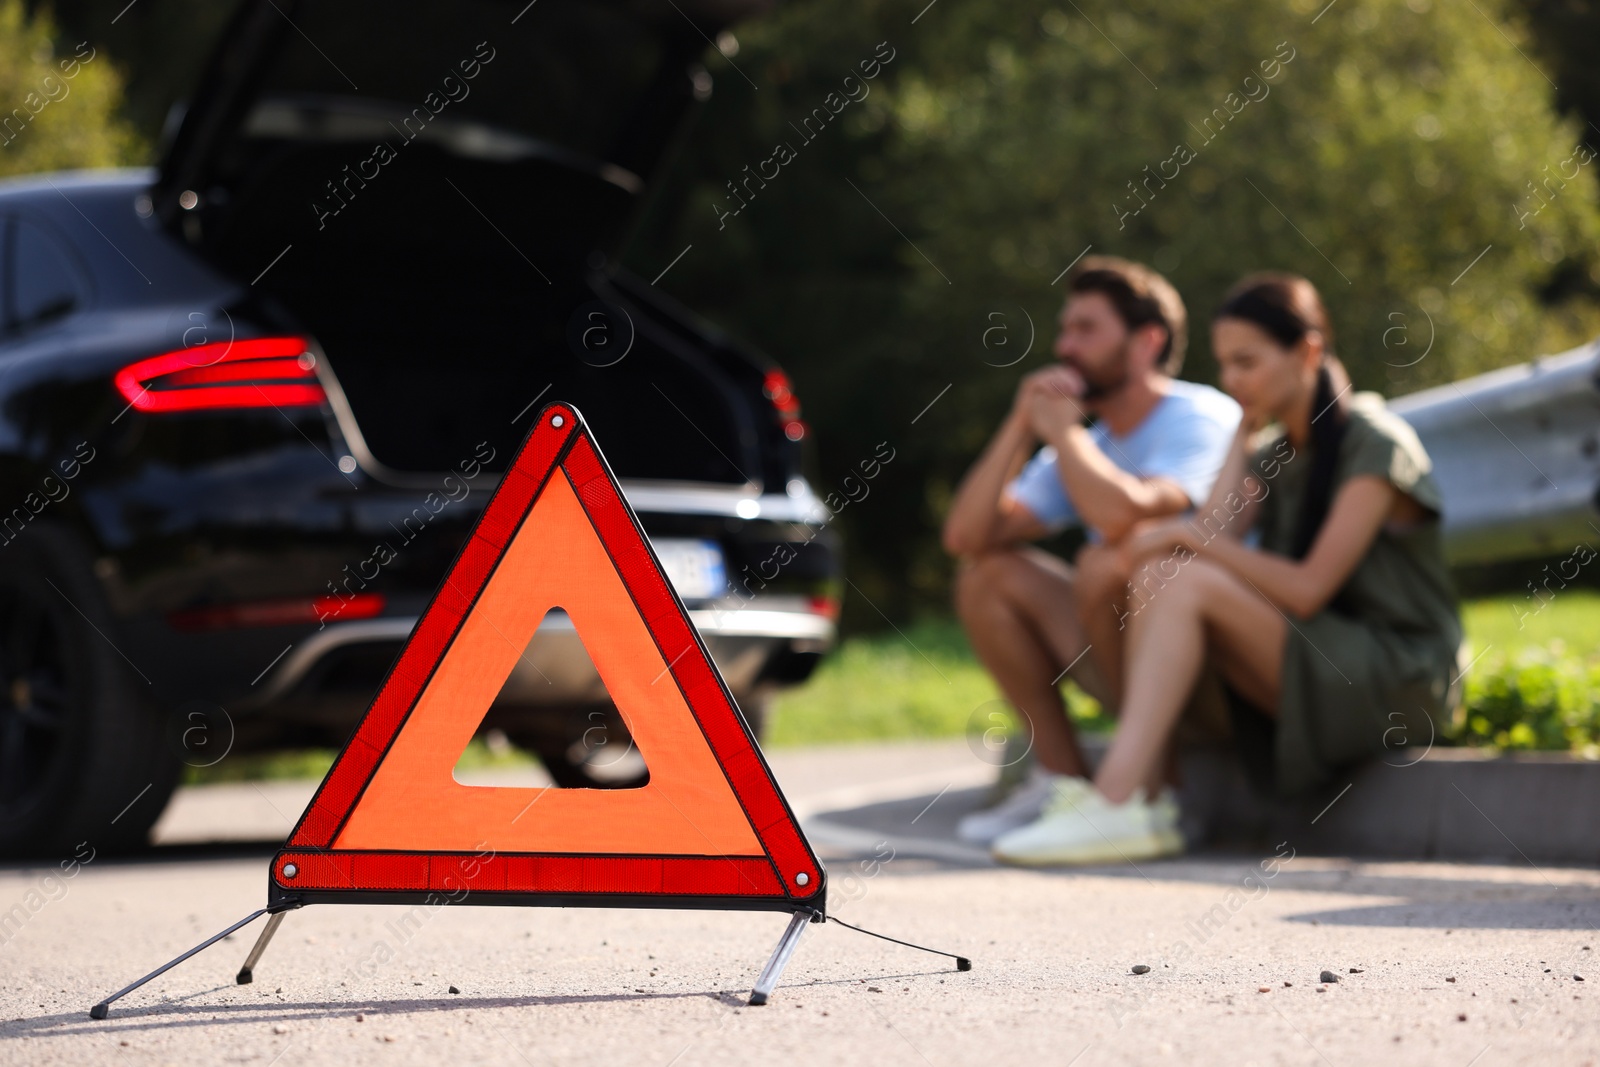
[115,337,325,413]
[762,369,807,442]
[805,594,840,620]
[169,593,385,632]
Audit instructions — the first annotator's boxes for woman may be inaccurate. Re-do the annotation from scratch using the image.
[992,273,1462,866]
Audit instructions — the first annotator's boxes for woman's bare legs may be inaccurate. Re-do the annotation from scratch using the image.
[1075,543,1172,797]
[1095,558,1288,803]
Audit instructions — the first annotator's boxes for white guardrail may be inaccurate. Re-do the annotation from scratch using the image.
[1390,338,1600,565]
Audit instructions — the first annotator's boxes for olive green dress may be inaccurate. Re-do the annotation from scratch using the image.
[1231,392,1463,797]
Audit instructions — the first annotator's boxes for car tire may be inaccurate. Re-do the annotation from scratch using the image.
[521,736,650,790]
[737,687,771,742]
[512,687,770,790]
[530,744,646,789]
[0,522,180,858]
[507,704,649,790]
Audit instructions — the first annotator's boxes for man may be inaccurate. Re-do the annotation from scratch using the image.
[942,257,1240,856]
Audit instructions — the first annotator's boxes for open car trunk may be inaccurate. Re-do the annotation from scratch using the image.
[156,0,773,482]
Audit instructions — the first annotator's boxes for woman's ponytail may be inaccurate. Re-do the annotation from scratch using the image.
[1214,273,1347,559]
[1293,356,1351,559]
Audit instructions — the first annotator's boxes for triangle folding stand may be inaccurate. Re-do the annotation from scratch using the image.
[92,403,825,1019]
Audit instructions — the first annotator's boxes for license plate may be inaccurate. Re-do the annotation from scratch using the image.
[650,538,727,601]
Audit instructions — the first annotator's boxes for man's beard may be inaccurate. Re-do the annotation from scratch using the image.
[1072,340,1132,402]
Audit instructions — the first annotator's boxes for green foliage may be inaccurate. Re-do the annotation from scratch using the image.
[0,0,140,179]
[887,0,1600,382]
[30,0,234,148]
[629,0,1600,621]
[1450,591,1600,754]
[1454,648,1600,754]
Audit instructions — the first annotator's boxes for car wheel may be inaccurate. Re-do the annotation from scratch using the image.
[528,742,648,789]
[737,687,772,742]
[511,688,770,790]
[508,705,648,790]
[0,523,180,858]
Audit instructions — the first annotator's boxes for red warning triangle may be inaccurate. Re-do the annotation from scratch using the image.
[271,404,823,909]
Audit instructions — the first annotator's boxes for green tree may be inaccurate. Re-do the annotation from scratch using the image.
[0,0,140,178]
[29,0,234,147]
[628,0,1600,622]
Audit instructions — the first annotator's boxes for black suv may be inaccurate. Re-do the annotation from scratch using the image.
[0,0,839,856]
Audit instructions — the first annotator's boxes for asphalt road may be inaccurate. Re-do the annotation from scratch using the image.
[3,740,1598,1066]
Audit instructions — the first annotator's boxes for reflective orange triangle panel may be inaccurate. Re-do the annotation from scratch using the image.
[271,404,823,907]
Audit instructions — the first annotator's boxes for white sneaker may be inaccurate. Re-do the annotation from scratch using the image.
[1150,786,1183,847]
[990,786,1184,866]
[956,771,1092,846]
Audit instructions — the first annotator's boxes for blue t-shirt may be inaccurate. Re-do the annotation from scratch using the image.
[1006,379,1241,534]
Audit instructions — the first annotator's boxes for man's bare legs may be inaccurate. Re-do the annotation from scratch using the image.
[953,547,1108,777]
[1073,543,1130,712]
[1095,558,1286,803]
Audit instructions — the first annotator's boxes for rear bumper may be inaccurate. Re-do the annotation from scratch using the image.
[251,599,835,707]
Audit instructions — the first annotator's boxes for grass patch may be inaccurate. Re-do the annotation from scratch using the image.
[769,593,1600,753]
[765,619,1106,748]
[187,591,1600,781]
[183,748,336,785]
[1460,590,1600,659]
[182,735,532,786]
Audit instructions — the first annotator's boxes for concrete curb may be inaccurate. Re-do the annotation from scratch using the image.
[808,739,1600,867]
[1175,744,1600,866]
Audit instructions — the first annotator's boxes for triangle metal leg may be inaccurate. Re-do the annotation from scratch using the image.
[89,904,298,1020]
[747,910,813,1006]
[235,910,288,985]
